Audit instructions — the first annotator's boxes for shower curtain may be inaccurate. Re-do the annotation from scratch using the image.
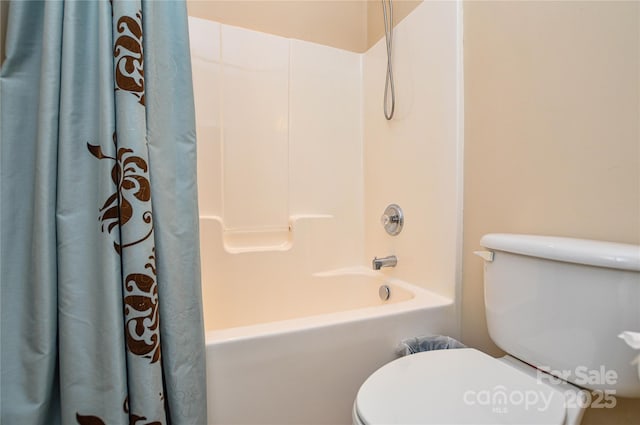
[1,1,206,424]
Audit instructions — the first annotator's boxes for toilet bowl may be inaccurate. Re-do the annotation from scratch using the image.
[354,234,640,425]
[353,349,586,425]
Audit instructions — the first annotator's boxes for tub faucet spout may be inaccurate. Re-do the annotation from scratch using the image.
[372,255,397,270]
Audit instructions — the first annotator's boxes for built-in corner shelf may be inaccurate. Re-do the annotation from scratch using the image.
[223,227,293,253]
[200,214,333,254]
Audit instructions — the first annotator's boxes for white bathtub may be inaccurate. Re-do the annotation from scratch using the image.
[202,268,456,424]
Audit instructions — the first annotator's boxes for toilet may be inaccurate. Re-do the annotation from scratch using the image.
[353,234,640,425]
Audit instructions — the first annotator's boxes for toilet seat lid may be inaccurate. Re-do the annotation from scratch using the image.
[355,348,567,425]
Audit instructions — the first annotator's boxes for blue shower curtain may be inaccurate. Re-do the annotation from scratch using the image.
[0,1,207,424]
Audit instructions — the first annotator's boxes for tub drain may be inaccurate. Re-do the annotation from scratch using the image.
[379,284,391,301]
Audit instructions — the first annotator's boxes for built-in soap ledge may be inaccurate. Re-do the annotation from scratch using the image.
[200,215,333,254]
[223,227,292,253]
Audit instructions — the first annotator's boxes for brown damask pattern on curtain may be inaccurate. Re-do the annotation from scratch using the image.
[114,11,145,105]
[87,133,161,364]
[77,3,167,424]
[2,0,204,422]
[76,397,161,425]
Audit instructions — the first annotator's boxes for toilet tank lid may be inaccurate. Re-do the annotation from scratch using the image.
[481,233,640,272]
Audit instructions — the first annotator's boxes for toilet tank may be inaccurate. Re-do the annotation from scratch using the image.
[479,234,640,398]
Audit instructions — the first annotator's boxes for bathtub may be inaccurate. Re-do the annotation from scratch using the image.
[202,267,456,424]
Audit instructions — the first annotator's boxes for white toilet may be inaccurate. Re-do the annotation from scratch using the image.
[353,234,640,425]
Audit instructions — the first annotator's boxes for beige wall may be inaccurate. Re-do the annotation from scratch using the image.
[463,1,640,422]
[0,0,421,64]
[187,0,369,52]
[187,0,421,52]
[366,0,421,48]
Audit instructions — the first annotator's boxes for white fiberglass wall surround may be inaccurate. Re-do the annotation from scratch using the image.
[189,16,364,275]
[363,1,462,303]
[189,0,461,312]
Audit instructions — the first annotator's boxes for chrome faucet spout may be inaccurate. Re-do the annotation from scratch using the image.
[372,255,397,270]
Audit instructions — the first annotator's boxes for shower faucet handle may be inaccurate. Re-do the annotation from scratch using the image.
[381,213,399,226]
[381,204,404,236]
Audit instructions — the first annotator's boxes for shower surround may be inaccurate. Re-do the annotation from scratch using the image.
[189,1,462,423]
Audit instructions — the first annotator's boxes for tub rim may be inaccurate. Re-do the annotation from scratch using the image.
[204,273,453,344]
